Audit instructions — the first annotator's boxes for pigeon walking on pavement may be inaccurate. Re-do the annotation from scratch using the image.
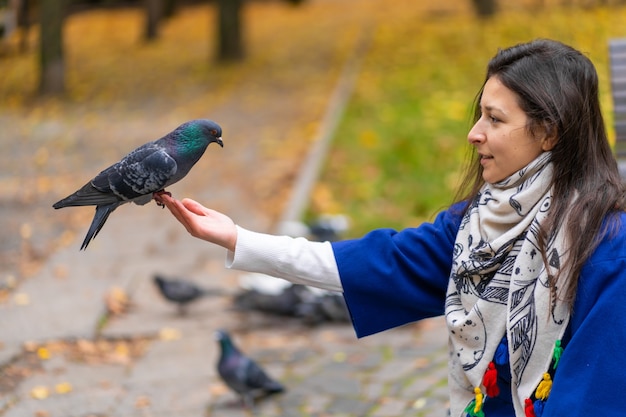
[215,329,285,408]
[153,274,224,315]
[52,119,223,250]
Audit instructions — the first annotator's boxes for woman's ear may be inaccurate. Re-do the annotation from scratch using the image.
[540,122,558,151]
[541,134,558,151]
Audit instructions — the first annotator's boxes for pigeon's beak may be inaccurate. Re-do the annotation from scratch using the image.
[216,137,224,148]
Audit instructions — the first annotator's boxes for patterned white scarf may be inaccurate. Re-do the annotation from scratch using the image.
[445,152,570,417]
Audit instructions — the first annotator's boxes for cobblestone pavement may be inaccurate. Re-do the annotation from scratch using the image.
[0,204,450,417]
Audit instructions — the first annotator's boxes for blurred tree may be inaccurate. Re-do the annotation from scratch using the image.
[144,0,179,41]
[216,0,244,62]
[34,0,309,95]
[163,0,177,18]
[39,0,66,95]
[214,0,307,63]
[471,0,497,17]
[16,0,33,52]
[144,0,162,40]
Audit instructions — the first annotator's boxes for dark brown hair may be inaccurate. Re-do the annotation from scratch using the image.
[455,39,626,304]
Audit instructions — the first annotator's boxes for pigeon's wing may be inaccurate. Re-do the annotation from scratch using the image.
[219,356,251,394]
[164,281,202,302]
[94,143,178,200]
[53,180,122,208]
[243,358,284,393]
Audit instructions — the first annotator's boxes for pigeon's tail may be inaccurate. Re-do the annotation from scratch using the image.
[81,203,118,250]
[264,380,285,394]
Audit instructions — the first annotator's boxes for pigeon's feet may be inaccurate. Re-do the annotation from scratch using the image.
[153,190,172,208]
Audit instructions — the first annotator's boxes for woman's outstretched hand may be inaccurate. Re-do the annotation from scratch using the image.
[160,194,237,252]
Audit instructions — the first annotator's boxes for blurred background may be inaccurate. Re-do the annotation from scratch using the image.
[1,0,626,415]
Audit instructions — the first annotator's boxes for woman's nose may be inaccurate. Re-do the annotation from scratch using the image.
[467,121,486,145]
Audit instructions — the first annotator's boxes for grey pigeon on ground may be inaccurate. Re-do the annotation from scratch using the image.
[234,283,350,325]
[153,274,224,315]
[52,119,223,250]
[215,329,285,408]
[234,273,350,325]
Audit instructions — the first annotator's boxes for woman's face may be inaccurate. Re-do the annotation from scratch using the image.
[467,76,554,183]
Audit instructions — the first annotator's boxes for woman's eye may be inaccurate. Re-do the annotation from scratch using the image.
[489,116,499,124]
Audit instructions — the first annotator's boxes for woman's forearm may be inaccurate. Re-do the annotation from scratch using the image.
[226,226,343,292]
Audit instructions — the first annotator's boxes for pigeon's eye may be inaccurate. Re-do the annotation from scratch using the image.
[210,129,218,136]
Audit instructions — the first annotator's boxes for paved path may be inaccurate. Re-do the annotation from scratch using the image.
[0,1,451,416]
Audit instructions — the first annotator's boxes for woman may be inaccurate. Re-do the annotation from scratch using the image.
[161,39,626,416]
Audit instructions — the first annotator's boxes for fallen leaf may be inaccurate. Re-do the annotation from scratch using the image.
[105,286,130,315]
[13,292,30,306]
[30,385,50,400]
[55,382,73,394]
[209,383,229,396]
[37,347,51,360]
[159,327,181,341]
[412,397,428,409]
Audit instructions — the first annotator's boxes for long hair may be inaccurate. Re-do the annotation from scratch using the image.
[454,39,626,304]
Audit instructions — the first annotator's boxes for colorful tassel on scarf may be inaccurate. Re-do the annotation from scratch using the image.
[552,340,563,370]
[524,398,536,417]
[482,361,500,397]
[464,387,485,417]
[494,338,509,366]
[534,373,552,401]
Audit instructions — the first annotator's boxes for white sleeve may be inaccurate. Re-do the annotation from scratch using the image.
[225,225,343,292]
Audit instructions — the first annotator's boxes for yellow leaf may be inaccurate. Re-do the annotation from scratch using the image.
[332,351,347,363]
[105,286,130,315]
[55,382,73,394]
[30,386,50,400]
[14,292,30,306]
[159,327,182,341]
[114,341,130,357]
[412,397,428,409]
[37,347,51,360]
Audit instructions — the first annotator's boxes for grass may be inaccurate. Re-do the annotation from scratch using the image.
[311,2,626,236]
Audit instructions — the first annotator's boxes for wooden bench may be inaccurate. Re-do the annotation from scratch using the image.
[609,38,626,178]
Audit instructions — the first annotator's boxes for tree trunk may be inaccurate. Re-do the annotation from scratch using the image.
[38,0,65,95]
[471,0,497,18]
[144,0,162,41]
[216,0,244,62]
[163,0,177,18]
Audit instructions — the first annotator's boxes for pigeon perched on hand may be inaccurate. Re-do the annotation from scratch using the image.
[52,119,223,250]
[153,274,224,315]
[215,329,285,408]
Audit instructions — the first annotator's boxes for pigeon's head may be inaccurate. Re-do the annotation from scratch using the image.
[193,119,223,148]
[173,119,224,154]
[214,329,230,342]
[153,275,166,288]
[214,329,237,352]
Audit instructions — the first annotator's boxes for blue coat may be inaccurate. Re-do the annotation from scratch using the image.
[332,205,626,416]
